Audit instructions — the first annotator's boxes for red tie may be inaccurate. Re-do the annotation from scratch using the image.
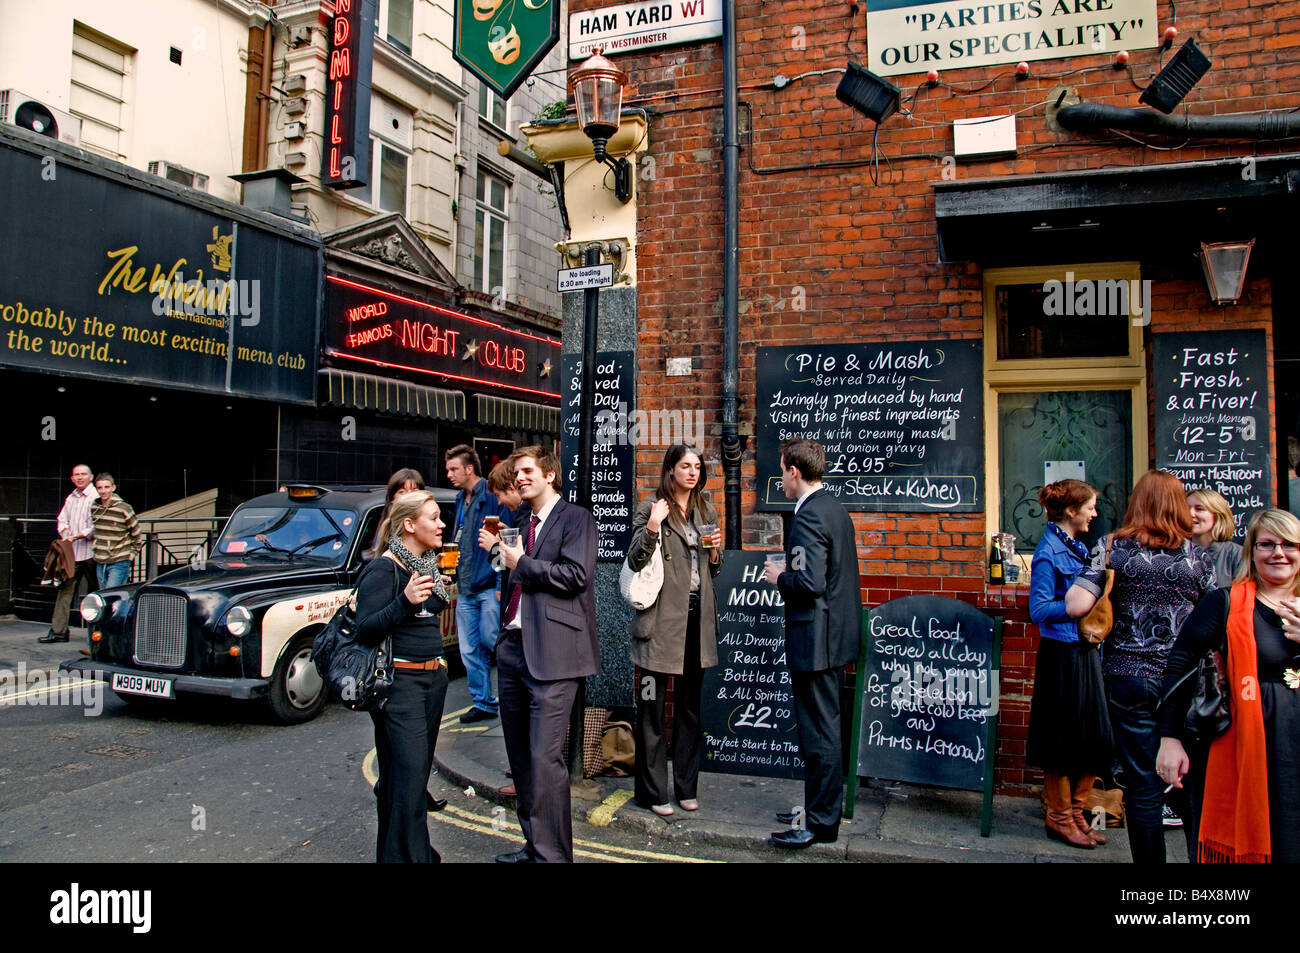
[502,515,539,626]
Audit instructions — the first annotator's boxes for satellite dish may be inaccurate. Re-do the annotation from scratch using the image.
[13,100,58,139]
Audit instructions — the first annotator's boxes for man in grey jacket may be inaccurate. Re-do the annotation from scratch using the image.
[492,446,599,863]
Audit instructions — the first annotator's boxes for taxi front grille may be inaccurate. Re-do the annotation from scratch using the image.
[133,592,188,668]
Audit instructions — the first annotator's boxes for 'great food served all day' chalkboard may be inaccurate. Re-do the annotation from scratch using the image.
[1153,330,1271,543]
[756,341,983,511]
[852,595,1000,793]
[700,552,803,780]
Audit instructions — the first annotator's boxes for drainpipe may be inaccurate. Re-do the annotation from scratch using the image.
[721,0,742,550]
[257,19,274,168]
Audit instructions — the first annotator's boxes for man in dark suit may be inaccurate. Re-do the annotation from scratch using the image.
[763,438,862,848]
[492,445,599,863]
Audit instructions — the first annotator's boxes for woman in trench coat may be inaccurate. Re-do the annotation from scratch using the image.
[626,444,723,816]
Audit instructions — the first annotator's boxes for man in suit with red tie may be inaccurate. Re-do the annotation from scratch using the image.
[764,438,862,848]
[492,445,600,863]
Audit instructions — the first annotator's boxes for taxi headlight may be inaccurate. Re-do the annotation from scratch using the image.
[226,605,253,638]
[80,592,106,624]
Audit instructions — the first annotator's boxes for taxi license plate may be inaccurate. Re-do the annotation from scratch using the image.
[111,672,174,699]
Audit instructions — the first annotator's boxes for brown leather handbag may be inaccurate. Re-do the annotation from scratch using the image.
[1078,536,1114,644]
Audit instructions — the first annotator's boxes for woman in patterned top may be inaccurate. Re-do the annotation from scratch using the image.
[1067,470,1215,863]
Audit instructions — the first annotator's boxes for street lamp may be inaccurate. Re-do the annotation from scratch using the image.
[568,49,632,203]
[1199,239,1255,305]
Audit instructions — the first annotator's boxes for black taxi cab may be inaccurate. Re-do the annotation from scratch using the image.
[61,484,456,723]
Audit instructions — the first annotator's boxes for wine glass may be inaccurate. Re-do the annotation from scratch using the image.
[414,568,436,619]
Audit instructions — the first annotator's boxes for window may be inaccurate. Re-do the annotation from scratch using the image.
[353,140,409,214]
[982,263,1148,558]
[353,95,411,214]
[478,83,507,129]
[474,170,509,296]
[375,0,414,53]
[69,23,134,160]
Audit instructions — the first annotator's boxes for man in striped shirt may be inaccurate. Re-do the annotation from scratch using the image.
[92,473,142,589]
[41,464,99,644]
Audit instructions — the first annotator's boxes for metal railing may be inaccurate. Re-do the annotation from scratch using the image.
[9,515,228,603]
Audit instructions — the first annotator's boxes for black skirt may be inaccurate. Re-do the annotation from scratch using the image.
[1027,637,1113,776]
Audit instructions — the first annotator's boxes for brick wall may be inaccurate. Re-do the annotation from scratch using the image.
[572,0,1299,793]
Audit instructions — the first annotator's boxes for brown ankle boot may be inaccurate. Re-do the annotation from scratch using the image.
[1071,775,1106,844]
[1043,774,1095,849]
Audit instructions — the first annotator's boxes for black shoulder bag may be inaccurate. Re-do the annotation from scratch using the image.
[312,560,395,712]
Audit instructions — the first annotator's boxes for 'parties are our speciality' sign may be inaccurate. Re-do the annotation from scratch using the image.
[756,341,984,512]
[322,0,376,189]
[324,276,561,400]
[569,0,723,60]
[0,136,319,403]
[865,0,1156,76]
[454,0,560,98]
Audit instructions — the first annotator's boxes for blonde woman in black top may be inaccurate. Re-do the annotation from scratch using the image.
[357,489,450,863]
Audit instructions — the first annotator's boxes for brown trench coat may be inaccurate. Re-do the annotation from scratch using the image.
[626,497,722,675]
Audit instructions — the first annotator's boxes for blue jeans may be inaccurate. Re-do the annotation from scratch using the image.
[96,560,131,588]
[1106,675,1167,863]
[456,585,501,713]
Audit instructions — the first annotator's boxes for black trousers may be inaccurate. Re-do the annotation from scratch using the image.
[498,630,580,863]
[635,595,704,806]
[791,667,845,833]
[370,666,449,863]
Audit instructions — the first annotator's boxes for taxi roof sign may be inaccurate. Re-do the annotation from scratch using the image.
[453,0,560,100]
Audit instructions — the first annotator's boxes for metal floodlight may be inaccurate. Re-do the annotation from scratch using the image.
[1139,38,1212,114]
[1199,239,1255,305]
[836,61,901,124]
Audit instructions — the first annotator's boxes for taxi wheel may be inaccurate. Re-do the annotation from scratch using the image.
[267,631,327,724]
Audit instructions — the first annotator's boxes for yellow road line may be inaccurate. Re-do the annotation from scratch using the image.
[446,725,494,733]
[435,805,637,863]
[587,789,635,827]
[361,747,716,863]
[0,679,100,704]
[439,705,472,727]
[439,804,717,863]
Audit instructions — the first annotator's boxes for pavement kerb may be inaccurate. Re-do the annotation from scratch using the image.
[431,745,1088,863]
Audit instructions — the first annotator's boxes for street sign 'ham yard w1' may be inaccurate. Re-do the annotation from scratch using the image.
[570,0,722,60]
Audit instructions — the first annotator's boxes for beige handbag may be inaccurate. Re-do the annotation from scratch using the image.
[1078,536,1114,644]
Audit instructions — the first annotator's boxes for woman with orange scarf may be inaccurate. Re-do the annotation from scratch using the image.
[1157,508,1300,863]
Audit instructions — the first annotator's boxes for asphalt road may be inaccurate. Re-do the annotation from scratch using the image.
[0,686,821,864]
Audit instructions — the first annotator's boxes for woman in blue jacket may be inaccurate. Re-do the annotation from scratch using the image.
[1027,478,1113,849]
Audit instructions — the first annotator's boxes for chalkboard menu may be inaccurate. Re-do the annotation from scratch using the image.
[561,351,635,561]
[701,552,803,780]
[756,341,984,511]
[1153,330,1271,543]
[855,595,998,791]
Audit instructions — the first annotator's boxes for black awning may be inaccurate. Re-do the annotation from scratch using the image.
[475,394,560,433]
[318,369,465,421]
[933,153,1300,265]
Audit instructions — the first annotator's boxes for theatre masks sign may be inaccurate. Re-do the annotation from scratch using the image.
[454,0,560,98]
